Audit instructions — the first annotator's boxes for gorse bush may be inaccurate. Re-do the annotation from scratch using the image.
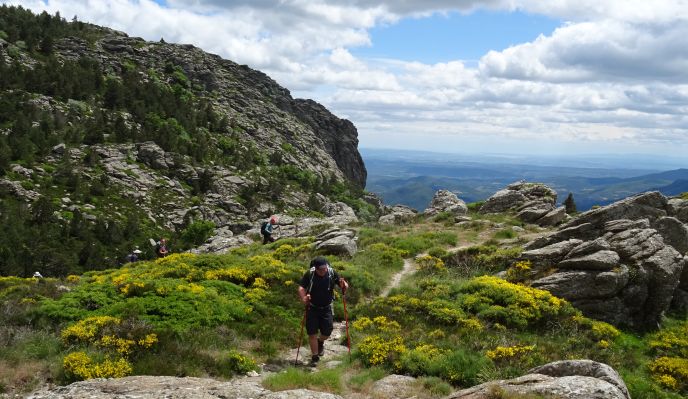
[443,245,522,277]
[457,276,575,329]
[646,320,688,394]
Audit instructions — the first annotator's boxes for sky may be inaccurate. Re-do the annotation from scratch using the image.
[5,0,688,160]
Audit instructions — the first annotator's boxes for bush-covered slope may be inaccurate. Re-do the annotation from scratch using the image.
[1,216,686,398]
[0,5,370,277]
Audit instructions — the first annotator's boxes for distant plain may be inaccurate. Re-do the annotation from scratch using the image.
[362,148,688,211]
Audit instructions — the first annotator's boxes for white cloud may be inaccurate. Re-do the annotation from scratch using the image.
[5,0,688,156]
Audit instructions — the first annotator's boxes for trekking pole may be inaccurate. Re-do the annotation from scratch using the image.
[342,289,351,360]
[295,303,308,366]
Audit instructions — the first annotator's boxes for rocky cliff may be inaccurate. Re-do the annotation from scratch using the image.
[0,8,370,275]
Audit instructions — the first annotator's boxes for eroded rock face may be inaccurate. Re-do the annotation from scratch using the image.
[522,192,687,330]
[424,189,468,217]
[447,360,629,399]
[479,182,560,226]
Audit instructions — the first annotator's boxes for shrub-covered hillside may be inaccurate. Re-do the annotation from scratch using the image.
[0,5,371,277]
[1,215,686,398]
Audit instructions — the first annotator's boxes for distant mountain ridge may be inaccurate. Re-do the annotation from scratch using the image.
[363,149,688,211]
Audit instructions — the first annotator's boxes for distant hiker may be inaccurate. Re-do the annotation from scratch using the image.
[297,256,348,366]
[261,216,277,244]
[155,238,169,258]
[126,247,142,263]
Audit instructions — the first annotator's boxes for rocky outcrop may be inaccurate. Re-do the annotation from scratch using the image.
[289,99,366,190]
[370,375,417,399]
[379,205,418,225]
[0,177,41,202]
[520,192,687,330]
[3,26,370,239]
[315,228,358,257]
[27,375,342,399]
[424,190,468,217]
[448,360,629,399]
[479,181,561,226]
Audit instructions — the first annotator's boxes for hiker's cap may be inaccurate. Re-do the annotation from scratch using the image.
[312,256,328,268]
[270,217,277,223]
[133,249,142,254]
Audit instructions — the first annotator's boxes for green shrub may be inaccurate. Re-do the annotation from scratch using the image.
[431,211,454,223]
[225,350,257,374]
[427,246,448,259]
[493,228,517,240]
[443,245,522,277]
[180,220,216,246]
[428,348,492,386]
[466,201,484,213]
[418,376,452,396]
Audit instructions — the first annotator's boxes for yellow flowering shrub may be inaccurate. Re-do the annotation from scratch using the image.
[66,275,81,284]
[486,345,535,360]
[649,356,688,393]
[457,276,574,329]
[204,267,252,283]
[176,283,205,294]
[416,255,446,272]
[244,287,267,303]
[649,322,688,358]
[352,316,400,332]
[61,316,121,343]
[358,335,406,366]
[273,244,296,260]
[226,350,257,374]
[505,260,532,282]
[398,344,447,376]
[252,277,269,289]
[63,351,133,380]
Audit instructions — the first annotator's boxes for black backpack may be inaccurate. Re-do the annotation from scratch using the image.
[260,221,269,234]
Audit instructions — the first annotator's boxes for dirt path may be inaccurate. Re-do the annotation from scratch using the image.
[380,256,417,297]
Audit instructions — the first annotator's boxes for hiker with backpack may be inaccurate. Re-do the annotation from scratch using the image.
[297,256,348,366]
[155,238,169,258]
[261,216,277,244]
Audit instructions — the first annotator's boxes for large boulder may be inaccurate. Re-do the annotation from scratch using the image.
[314,228,357,257]
[424,189,468,217]
[379,205,417,225]
[480,181,558,226]
[520,191,687,330]
[562,191,667,230]
[667,197,688,223]
[447,360,629,399]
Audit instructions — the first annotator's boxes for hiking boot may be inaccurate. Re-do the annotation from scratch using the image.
[309,355,320,367]
[317,339,325,356]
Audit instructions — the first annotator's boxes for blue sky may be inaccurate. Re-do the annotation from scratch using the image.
[5,1,688,163]
[351,10,561,64]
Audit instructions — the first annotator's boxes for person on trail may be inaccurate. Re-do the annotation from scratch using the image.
[261,216,277,245]
[297,256,348,366]
[155,238,169,258]
[126,247,142,263]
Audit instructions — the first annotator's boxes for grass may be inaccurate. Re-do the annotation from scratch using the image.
[0,215,686,398]
[262,367,343,393]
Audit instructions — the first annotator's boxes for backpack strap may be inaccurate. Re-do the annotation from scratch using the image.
[308,265,335,294]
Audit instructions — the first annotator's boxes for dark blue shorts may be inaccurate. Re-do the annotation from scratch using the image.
[306,305,333,336]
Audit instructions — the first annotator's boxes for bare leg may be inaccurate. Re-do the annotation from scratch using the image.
[309,334,318,355]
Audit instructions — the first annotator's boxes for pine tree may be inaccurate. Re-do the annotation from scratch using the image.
[564,193,577,214]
